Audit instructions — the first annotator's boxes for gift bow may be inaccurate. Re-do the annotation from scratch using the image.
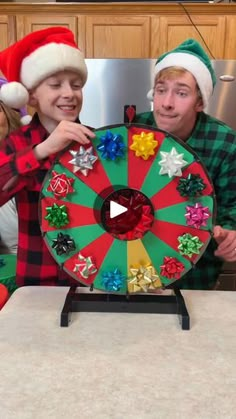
[128,264,162,293]
[73,252,97,279]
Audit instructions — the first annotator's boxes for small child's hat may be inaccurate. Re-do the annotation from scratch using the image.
[0,26,87,109]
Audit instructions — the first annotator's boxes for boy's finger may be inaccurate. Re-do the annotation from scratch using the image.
[72,123,96,138]
[213,225,226,243]
[84,129,96,138]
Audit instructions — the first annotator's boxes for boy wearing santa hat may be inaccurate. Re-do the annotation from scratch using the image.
[0,27,95,287]
[136,39,236,290]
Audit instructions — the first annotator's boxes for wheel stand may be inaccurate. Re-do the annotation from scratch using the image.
[60,286,190,330]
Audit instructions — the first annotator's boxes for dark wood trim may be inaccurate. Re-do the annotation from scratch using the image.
[1,3,236,16]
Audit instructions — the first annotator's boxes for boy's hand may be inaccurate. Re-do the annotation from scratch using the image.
[214,225,236,262]
[34,121,95,160]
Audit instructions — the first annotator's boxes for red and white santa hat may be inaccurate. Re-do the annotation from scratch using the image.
[0,26,87,109]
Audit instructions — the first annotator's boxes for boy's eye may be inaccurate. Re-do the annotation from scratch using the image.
[49,84,60,88]
[155,87,166,94]
[177,91,188,97]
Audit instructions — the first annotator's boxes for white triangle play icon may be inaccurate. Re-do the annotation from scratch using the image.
[110,201,128,219]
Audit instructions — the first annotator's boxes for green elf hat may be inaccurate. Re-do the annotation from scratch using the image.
[147,38,216,108]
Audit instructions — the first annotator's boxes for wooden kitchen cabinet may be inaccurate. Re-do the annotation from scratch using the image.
[16,15,77,39]
[224,16,236,59]
[0,15,16,50]
[16,14,86,53]
[0,3,236,58]
[86,15,150,58]
[151,14,226,59]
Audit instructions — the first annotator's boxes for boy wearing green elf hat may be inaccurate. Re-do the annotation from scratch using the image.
[136,38,236,289]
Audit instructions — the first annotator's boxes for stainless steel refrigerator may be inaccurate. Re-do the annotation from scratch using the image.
[80,59,236,131]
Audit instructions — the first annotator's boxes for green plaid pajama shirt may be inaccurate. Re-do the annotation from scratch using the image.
[135,111,236,289]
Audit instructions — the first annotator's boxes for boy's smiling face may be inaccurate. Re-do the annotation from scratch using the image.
[29,70,83,132]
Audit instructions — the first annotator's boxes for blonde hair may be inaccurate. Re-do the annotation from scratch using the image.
[155,67,202,98]
[156,67,188,80]
[0,101,22,135]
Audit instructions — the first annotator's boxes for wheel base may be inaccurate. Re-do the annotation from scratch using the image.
[60,286,190,330]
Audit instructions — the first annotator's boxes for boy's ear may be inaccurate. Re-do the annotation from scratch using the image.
[196,96,204,113]
[28,90,37,107]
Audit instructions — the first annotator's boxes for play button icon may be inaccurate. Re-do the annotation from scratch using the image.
[99,187,154,240]
[110,201,128,219]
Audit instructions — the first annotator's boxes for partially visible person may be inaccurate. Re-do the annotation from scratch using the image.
[0,194,18,254]
[135,39,236,289]
[0,27,95,287]
[0,83,31,254]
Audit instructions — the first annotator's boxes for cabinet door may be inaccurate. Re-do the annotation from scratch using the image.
[151,15,225,59]
[86,15,150,58]
[0,15,16,50]
[224,16,236,59]
[16,15,86,57]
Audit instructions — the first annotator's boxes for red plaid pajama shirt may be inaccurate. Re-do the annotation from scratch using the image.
[0,113,78,287]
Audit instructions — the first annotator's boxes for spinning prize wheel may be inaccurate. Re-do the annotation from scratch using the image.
[40,124,215,294]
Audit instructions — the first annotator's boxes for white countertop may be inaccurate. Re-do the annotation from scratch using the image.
[0,287,236,419]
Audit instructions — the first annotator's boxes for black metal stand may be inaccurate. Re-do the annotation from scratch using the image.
[60,286,190,330]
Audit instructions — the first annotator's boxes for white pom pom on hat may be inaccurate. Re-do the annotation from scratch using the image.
[20,114,32,126]
[0,26,87,109]
[0,77,31,125]
[0,81,29,108]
